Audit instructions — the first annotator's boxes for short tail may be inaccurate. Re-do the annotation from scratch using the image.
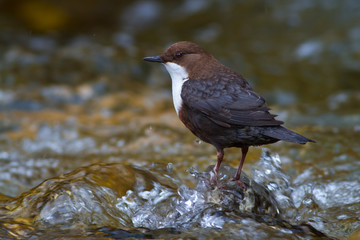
[263,126,315,144]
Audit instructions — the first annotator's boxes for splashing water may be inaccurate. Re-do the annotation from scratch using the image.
[0,149,357,239]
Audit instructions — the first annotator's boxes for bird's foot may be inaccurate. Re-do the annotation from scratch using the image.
[230,178,247,191]
[209,170,218,186]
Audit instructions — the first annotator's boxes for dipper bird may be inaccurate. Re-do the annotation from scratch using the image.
[144,41,314,182]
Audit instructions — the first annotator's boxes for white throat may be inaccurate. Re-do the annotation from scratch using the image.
[163,62,189,115]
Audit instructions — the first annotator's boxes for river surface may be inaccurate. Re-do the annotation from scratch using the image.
[0,0,359,239]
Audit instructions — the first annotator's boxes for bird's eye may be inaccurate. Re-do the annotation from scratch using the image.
[175,52,183,58]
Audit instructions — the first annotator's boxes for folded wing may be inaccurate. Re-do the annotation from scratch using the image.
[181,79,283,128]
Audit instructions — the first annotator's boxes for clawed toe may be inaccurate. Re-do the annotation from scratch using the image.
[230,178,247,191]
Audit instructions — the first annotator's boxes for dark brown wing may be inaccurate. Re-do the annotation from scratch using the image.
[181,78,283,128]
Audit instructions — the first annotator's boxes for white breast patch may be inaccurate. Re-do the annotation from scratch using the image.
[163,62,189,115]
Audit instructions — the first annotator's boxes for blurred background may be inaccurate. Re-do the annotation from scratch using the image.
[1,0,359,104]
[1,0,360,197]
[0,0,359,238]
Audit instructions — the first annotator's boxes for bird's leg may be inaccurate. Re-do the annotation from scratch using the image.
[210,148,224,185]
[233,146,249,180]
[213,148,224,175]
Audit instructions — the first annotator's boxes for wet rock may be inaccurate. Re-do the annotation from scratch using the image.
[190,165,281,217]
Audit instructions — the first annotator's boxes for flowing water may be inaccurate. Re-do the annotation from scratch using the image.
[0,0,360,239]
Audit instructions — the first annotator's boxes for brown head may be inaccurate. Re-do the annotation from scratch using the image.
[144,41,221,79]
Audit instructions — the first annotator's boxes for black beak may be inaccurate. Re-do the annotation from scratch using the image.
[143,56,164,63]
